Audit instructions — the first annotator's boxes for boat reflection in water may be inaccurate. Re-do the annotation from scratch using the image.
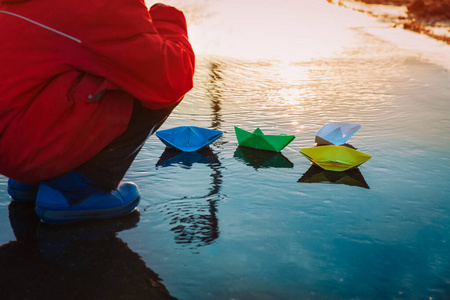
[233,146,294,170]
[156,147,220,168]
[154,146,223,249]
[151,61,225,250]
[298,165,370,189]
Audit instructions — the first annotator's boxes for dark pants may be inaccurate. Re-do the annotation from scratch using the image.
[75,99,179,190]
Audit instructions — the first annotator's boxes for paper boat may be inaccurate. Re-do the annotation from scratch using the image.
[315,122,361,145]
[299,145,372,171]
[233,146,294,169]
[234,126,295,152]
[298,165,370,189]
[156,126,223,152]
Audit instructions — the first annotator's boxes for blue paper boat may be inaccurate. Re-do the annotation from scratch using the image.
[315,122,361,145]
[155,126,223,152]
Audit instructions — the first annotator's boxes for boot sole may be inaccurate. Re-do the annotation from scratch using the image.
[8,188,38,202]
[35,196,140,224]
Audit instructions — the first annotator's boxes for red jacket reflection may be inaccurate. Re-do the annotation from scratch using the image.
[0,0,195,184]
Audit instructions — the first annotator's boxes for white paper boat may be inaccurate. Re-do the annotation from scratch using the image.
[315,122,361,145]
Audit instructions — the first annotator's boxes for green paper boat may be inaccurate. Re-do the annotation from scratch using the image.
[299,145,372,172]
[234,126,295,152]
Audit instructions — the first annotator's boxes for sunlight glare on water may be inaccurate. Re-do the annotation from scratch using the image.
[163,0,379,62]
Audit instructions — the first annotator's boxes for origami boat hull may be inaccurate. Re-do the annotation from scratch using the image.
[299,145,372,171]
[315,122,361,145]
[234,126,295,152]
[156,126,223,152]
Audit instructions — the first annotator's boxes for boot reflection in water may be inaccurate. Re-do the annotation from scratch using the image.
[0,202,176,300]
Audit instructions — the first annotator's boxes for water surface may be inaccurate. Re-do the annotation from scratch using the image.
[1,0,449,299]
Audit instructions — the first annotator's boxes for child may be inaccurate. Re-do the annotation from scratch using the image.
[0,1,195,223]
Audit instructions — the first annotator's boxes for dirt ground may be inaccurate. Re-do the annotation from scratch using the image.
[329,0,450,43]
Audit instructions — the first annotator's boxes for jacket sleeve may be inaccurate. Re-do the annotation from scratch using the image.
[78,2,195,110]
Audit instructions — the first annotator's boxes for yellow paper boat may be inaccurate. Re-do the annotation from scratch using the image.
[299,145,372,171]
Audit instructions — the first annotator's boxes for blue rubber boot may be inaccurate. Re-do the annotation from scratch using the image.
[7,179,39,202]
[35,171,140,224]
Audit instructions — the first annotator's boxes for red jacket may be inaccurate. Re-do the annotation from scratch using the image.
[0,0,195,184]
